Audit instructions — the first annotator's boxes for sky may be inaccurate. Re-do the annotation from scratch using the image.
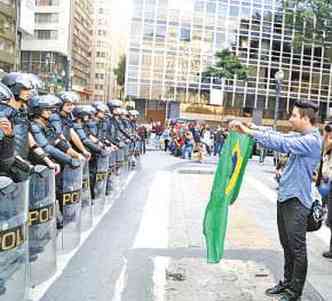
[111,0,134,33]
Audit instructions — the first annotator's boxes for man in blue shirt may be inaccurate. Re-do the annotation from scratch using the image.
[230,100,322,301]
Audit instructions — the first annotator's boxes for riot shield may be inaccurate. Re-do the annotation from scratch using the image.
[123,143,130,172]
[121,144,130,185]
[0,178,28,301]
[81,160,92,232]
[128,141,137,170]
[105,150,117,206]
[115,148,124,192]
[90,154,109,217]
[28,166,56,286]
[116,146,126,179]
[57,163,83,252]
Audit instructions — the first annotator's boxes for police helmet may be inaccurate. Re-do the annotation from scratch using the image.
[107,99,122,110]
[72,105,91,119]
[28,95,61,116]
[93,101,109,114]
[2,72,32,100]
[0,82,14,103]
[57,91,80,106]
[26,73,45,96]
[129,110,140,117]
[85,105,97,116]
[120,108,129,116]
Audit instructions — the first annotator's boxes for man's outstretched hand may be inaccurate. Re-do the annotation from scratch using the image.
[229,120,252,135]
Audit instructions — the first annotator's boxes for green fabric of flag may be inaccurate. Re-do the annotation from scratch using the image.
[203,132,254,263]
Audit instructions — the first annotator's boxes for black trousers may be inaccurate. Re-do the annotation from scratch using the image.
[164,139,169,152]
[277,198,310,296]
[327,188,332,250]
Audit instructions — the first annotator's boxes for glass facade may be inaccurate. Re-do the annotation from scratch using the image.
[126,0,332,120]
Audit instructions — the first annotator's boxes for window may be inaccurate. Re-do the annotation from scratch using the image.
[95,73,105,80]
[35,0,59,6]
[143,24,154,38]
[180,28,191,41]
[34,30,58,40]
[35,13,59,23]
[97,52,106,58]
[98,30,107,36]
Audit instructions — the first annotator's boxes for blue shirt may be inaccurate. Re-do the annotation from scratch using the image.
[253,128,322,209]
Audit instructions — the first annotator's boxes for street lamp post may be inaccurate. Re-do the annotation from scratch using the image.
[273,69,284,166]
[273,70,284,130]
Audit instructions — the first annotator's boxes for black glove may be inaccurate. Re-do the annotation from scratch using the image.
[9,156,34,183]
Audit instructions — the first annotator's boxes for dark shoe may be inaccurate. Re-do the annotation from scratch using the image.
[278,289,301,301]
[265,281,290,296]
[322,250,332,258]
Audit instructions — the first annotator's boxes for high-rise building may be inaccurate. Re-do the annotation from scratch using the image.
[91,0,113,102]
[71,0,94,102]
[126,0,332,123]
[21,0,94,102]
[0,0,17,72]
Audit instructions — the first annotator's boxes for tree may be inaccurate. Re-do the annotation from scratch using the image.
[283,0,332,58]
[113,55,126,99]
[202,49,248,84]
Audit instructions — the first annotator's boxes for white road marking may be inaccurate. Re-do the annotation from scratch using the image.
[112,258,128,301]
[132,171,171,249]
[153,257,170,301]
[246,176,330,246]
[30,171,136,301]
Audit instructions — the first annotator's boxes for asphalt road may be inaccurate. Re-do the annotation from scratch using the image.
[29,152,332,301]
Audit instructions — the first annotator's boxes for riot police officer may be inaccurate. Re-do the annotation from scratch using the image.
[0,84,15,175]
[1,73,57,179]
[92,102,116,148]
[49,91,90,161]
[29,95,82,228]
[29,95,80,170]
[72,106,106,155]
[128,110,141,160]
[0,76,33,297]
[105,100,122,147]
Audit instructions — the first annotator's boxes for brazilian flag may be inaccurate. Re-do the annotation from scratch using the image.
[203,132,254,263]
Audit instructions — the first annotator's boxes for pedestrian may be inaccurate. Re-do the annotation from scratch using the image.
[201,126,212,156]
[230,100,322,301]
[161,127,171,152]
[213,126,224,156]
[182,131,194,159]
[320,122,332,258]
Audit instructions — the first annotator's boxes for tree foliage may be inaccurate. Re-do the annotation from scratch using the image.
[113,55,126,94]
[202,49,248,82]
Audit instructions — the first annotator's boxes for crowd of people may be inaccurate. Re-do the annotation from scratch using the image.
[149,120,227,161]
